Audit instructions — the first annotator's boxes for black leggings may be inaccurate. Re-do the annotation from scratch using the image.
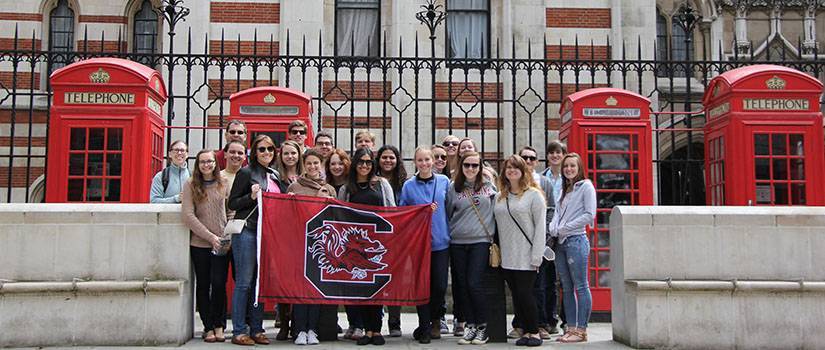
[503,269,539,334]
[191,246,230,332]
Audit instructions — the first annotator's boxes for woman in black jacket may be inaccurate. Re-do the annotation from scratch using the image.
[228,135,286,346]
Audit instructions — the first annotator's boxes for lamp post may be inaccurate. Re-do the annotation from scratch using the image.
[673,1,702,204]
[416,0,445,144]
[156,0,190,145]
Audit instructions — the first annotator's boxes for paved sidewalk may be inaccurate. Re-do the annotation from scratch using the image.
[24,314,632,349]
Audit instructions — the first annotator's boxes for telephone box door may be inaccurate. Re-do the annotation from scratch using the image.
[747,126,814,206]
[583,127,652,312]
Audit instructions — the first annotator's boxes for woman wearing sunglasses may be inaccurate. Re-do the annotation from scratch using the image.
[337,147,396,345]
[445,151,497,345]
[441,135,461,176]
[228,135,287,346]
[432,144,450,176]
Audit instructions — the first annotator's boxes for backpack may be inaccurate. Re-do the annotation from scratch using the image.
[161,167,171,193]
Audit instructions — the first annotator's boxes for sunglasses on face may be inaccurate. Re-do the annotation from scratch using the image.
[356,159,374,166]
[521,155,537,161]
[434,154,447,160]
[257,146,276,153]
[228,130,245,135]
[442,141,459,147]
[290,129,307,135]
[463,163,480,169]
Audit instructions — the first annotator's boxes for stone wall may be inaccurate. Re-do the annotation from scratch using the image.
[0,204,192,347]
[610,206,825,349]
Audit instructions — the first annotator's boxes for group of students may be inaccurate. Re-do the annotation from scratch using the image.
[150,119,596,346]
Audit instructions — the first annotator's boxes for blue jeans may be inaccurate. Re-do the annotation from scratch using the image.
[555,235,591,329]
[231,227,264,336]
[449,243,490,326]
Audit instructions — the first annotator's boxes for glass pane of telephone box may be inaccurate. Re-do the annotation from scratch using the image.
[86,179,103,201]
[755,158,770,180]
[754,134,769,155]
[70,128,86,150]
[596,154,630,170]
[69,154,85,176]
[771,134,787,155]
[107,128,123,150]
[595,134,630,151]
[67,179,84,201]
[597,173,631,189]
[597,192,631,208]
[789,134,804,155]
[791,183,806,205]
[88,128,105,150]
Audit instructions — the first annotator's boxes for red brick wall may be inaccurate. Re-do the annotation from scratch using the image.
[546,83,609,102]
[209,40,279,56]
[321,116,391,129]
[0,109,48,123]
[0,72,41,90]
[210,2,280,24]
[435,117,503,130]
[546,118,562,130]
[545,45,610,60]
[78,15,127,24]
[322,81,391,101]
[76,40,127,52]
[0,38,41,51]
[0,166,44,187]
[207,79,277,99]
[0,12,42,21]
[434,82,503,102]
[546,8,611,28]
[0,136,46,147]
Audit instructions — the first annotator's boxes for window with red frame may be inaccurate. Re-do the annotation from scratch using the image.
[754,133,805,205]
[67,128,123,202]
[707,136,725,205]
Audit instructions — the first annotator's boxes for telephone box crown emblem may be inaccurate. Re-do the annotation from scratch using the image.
[89,68,110,84]
[766,76,786,90]
[605,96,618,106]
[263,93,276,104]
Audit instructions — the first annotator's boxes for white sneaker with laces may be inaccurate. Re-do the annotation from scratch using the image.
[472,326,489,345]
[294,331,308,345]
[307,330,320,345]
[458,326,476,345]
[352,328,365,340]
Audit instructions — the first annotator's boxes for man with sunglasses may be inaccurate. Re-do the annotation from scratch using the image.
[510,146,558,340]
[216,120,249,170]
[288,120,309,146]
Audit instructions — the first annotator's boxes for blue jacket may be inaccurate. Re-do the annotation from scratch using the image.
[150,163,191,203]
[400,173,451,251]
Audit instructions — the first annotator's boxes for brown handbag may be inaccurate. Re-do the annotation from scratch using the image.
[466,190,500,267]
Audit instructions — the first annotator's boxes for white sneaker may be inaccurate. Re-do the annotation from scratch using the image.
[307,330,319,345]
[294,331,308,345]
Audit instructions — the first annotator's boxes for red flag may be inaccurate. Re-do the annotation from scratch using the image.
[257,192,432,305]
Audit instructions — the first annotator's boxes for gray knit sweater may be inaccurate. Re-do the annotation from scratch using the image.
[494,188,547,271]
[445,180,497,245]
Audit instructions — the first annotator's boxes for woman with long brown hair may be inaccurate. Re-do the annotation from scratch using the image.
[275,140,303,185]
[325,148,351,193]
[547,153,595,343]
[228,135,286,346]
[494,155,546,347]
[181,149,229,343]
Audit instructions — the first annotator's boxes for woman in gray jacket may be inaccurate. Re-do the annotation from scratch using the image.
[494,155,546,347]
[446,151,496,345]
[547,153,596,343]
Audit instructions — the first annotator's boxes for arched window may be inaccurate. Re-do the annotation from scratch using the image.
[49,0,75,73]
[671,16,693,62]
[133,0,159,65]
[656,10,668,76]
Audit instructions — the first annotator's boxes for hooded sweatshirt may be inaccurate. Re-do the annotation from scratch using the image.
[150,163,191,203]
[399,173,450,251]
[548,179,596,244]
[445,180,497,245]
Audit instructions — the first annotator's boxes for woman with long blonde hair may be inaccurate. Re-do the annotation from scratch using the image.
[493,155,546,347]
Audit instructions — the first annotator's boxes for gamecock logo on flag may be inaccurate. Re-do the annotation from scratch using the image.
[257,193,432,305]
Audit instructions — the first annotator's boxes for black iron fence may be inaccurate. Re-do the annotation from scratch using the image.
[1,28,823,203]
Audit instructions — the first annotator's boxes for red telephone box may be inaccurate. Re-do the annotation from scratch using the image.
[46,58,167,203]
[559,88,654,314]
[703,65,824,206]
[229,86,314,148]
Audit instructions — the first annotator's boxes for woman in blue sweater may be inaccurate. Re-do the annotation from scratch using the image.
[399,146,450,344]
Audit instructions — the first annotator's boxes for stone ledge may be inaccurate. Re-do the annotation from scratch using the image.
[627,279,825,292]
[0,280,184,294]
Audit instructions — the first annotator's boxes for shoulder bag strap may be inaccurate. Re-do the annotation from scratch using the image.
[465,189,493,243]
[506,194,533,247]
